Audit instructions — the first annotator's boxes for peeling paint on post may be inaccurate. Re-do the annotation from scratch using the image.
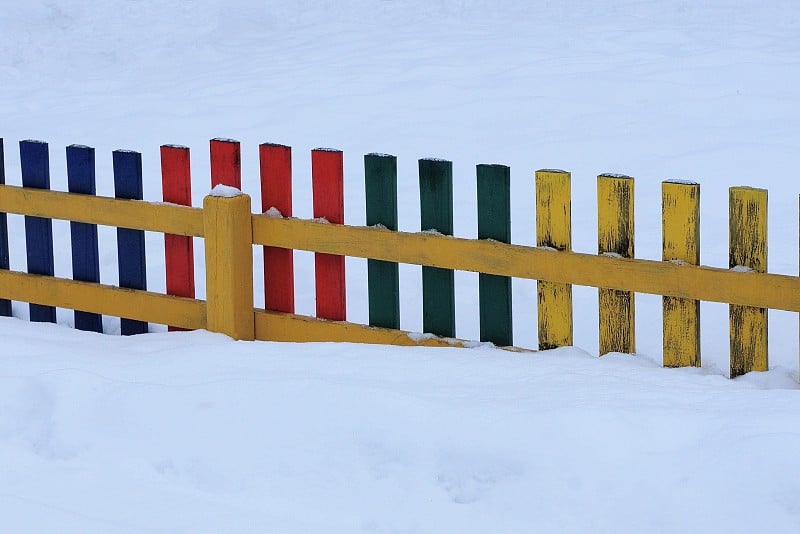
[729,186,767,377]
[662,180,700,367]
[597,174,635,355]
[536,169,572,350]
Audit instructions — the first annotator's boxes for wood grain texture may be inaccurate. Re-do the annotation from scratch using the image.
[662,181,700,367]
[729,186,767,377]
[597,174,635,355]
[535,169,572,349]
[203,194,254,340]
[312,149,346,321]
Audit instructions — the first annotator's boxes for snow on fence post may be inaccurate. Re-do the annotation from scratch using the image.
[66,144,103,333]
[312,148,346,321]
[536,169,573,350]
[419,158,455,338]
[260,143,295,314]
[20,140,56,323]
[203,190,254,340]
[210,138,242,189]
[161,144,195,332]
[662,180,700,367]
[729,186,768,377]
[113,149,148,335]
[0,138,10,317]
[477,164,512,346]
[365,153,400,330]
[597,174,635,355]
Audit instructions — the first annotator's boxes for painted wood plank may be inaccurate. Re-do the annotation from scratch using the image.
[253,214,800,312]
[0,138,10,316]
[662,180,700,367]
[365,153,399,329]
[312,148,346,321]
[729,186,767,377]
[260,143,295,313]
[419,158,455,338]
[0,269,205,330]
[113,149,148,335]
[210,138,241,189]
[535,169,572,349]
[477,163,512,346]
[597,174,635,355]
[0,184,204,237]
[161,145,195,332]
[20,140,56,323]
[66,144,103,333]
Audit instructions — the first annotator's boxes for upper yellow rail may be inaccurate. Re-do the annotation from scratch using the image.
[252,215,800,313]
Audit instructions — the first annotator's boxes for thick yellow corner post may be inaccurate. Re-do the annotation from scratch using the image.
[535,169,573,350]
[204,193,255,341]
[597,174,635,355]
[662,181,700,367]
[729,187,767,377]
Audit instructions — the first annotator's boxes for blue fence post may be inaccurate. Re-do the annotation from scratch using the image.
[0,139,10,316]
[20,140,56,323]
[67,145,103,333]
[113,150,148,335]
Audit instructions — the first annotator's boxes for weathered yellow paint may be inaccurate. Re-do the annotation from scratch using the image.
[597,174,635,355]
[0,270,206,329]
[662,181,700,367]
[535,169,573,349]
[203,194,254,340]
[729,186,767,377]
[252,215,800,312]
[254,309,533,352]
[0,184,204,236]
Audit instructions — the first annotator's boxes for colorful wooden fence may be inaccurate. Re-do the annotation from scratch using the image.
[0,137,795,379]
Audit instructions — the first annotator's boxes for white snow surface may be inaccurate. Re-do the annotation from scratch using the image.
[2,1,800,531]
[209,184,244,198]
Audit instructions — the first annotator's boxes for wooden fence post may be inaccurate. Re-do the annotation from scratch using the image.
[419,158,455,338]
[312,148,346,321]
[662,180,700,367]
[597,174,635,355]
[161,144,196,332]
[0,138,10,317]
[260,143,295,314]
[204,192,254,340]
[478,164,512,346]
[20,140,56,323]
[67,144,103,333]
[113,149,148,335]
[536,169,572,350]
[729,186,767,377]
[365,153,400,329]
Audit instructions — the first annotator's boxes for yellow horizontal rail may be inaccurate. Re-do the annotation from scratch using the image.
[254,309,532,351]
[252,215,800,313]
[0,270,207,330]
[0,185,204,237]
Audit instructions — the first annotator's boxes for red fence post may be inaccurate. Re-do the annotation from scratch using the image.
[260,143,295,313]
[210,138,241,189]
[312,148,346,321]
[161,145,195,332]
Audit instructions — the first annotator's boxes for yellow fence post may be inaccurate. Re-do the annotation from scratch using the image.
[597,174,635,355]
[204,192,255,341]
[535,169,573,349]
[662,180,701,367]
[729,187,767,377]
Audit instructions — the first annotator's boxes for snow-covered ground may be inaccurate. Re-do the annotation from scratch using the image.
[2,1,800,531]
